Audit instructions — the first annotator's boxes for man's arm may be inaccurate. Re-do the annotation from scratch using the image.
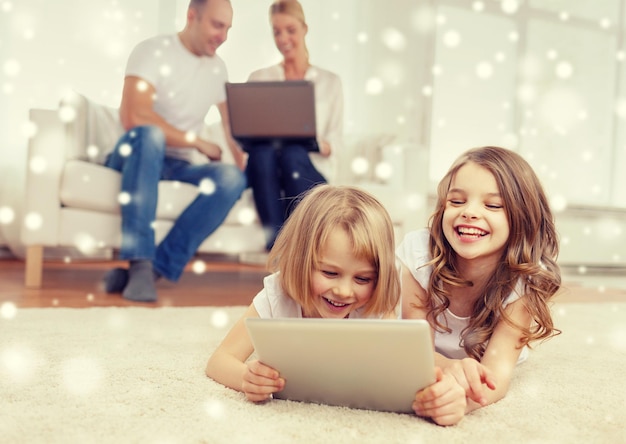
[216,101,247,170]
[119,76,222,160]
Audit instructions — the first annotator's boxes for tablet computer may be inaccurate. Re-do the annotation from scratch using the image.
[225,81,319,152]
[245,317,435,413]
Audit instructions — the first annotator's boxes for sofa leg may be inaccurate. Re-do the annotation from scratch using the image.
[25,245,44,288]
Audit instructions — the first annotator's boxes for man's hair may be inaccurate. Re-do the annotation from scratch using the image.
[189,0,230,11]
[189,0,208,8]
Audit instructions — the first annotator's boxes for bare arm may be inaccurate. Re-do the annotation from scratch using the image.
[405,272,497,408]
[205,304,284,402]
[119,76,222,160]
[461,297,531,413]
[216,101,247,170]
[408,276,527,413]
[400,264,430,322]
[400,265,467,425]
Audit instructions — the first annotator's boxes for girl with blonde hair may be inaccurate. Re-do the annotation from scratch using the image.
[207,185,467,425]
[206,185,397,388]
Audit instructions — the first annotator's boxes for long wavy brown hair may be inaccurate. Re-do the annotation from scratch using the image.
[424,146,561,360]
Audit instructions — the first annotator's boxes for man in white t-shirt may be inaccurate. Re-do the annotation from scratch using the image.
[103,0,247,302]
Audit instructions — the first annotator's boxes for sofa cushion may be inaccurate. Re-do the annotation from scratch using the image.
[61,92,124,163]
[61,160,198,221]
[59,159,259,225]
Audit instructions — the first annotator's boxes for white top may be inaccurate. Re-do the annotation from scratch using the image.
[253,273,374,319]
[396,229,528,363]
[123,34,229,162]
[247,64,343,181]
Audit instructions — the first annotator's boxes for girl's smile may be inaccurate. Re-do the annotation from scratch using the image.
[443,162,510,264]
[306,227,377,318]
[454,224,490,241]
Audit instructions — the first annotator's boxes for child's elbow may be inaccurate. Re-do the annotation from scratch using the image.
[205,357,217,379]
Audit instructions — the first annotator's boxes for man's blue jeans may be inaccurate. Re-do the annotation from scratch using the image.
[104,125,246,281]
[245,142,326,250]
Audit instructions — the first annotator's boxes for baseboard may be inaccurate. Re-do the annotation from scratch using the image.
[559,264,626,275]
[42,246,114,261]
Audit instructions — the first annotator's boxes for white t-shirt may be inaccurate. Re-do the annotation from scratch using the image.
[396,229,528,363]
[123,34,229,162]
[253,273,374,319]
[247,64,343,182]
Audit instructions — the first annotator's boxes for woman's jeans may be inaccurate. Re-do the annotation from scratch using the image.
[104,125,246,281]
[245,142,326,250]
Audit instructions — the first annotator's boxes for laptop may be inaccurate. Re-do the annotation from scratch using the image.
[225,81,319,152]
[245,318,435,413]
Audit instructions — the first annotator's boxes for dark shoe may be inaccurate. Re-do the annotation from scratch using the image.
[103,267,129,293]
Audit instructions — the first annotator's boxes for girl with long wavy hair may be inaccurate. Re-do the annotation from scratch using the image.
[397,146,561,421]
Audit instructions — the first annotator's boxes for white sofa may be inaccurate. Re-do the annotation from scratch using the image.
[21,92,427,287]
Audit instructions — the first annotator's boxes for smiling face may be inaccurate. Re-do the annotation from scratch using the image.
[271,12,307,61]
[442,161,510,267]
[185,0,232,57]
[305,227,377,319]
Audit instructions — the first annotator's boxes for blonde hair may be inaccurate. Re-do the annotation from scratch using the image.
[425,146,561,360]
[269,0,307,27]
[268,185,399,317]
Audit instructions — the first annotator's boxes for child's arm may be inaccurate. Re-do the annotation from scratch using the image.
[205,304,285,402]
[402,265,527,412]
[443,297,531,413]
[400,266,471,424]
[430,295,530,413]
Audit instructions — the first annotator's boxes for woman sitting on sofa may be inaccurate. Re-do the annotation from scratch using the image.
[245,0,344,251]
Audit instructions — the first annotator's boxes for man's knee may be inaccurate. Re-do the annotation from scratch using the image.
[127,125,166,157]
[107,125,165,171]
[216,165,247,194]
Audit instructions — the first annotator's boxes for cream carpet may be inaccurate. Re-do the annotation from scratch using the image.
[1,303,624,444]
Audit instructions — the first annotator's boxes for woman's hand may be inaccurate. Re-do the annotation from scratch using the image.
[442,357,497,406]
[231,148,248,171]
[318,140,331,157]
[241,359,285,402]
[413,367,467,426]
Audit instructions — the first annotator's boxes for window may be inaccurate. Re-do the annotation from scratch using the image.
[430,0,626,209]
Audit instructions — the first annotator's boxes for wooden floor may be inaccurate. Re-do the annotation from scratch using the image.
[1,258,624,308]
[0,257,269,308]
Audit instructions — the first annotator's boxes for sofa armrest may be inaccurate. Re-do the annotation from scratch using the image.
[21,108,68,246]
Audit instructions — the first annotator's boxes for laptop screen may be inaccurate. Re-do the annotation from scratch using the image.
[225,81,318,150]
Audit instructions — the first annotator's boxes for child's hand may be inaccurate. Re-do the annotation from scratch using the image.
[413,367,466,426]
[241,359,285,402]
[443,358,496,406]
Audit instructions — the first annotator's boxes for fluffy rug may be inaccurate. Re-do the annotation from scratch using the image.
[1,303,624,444]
